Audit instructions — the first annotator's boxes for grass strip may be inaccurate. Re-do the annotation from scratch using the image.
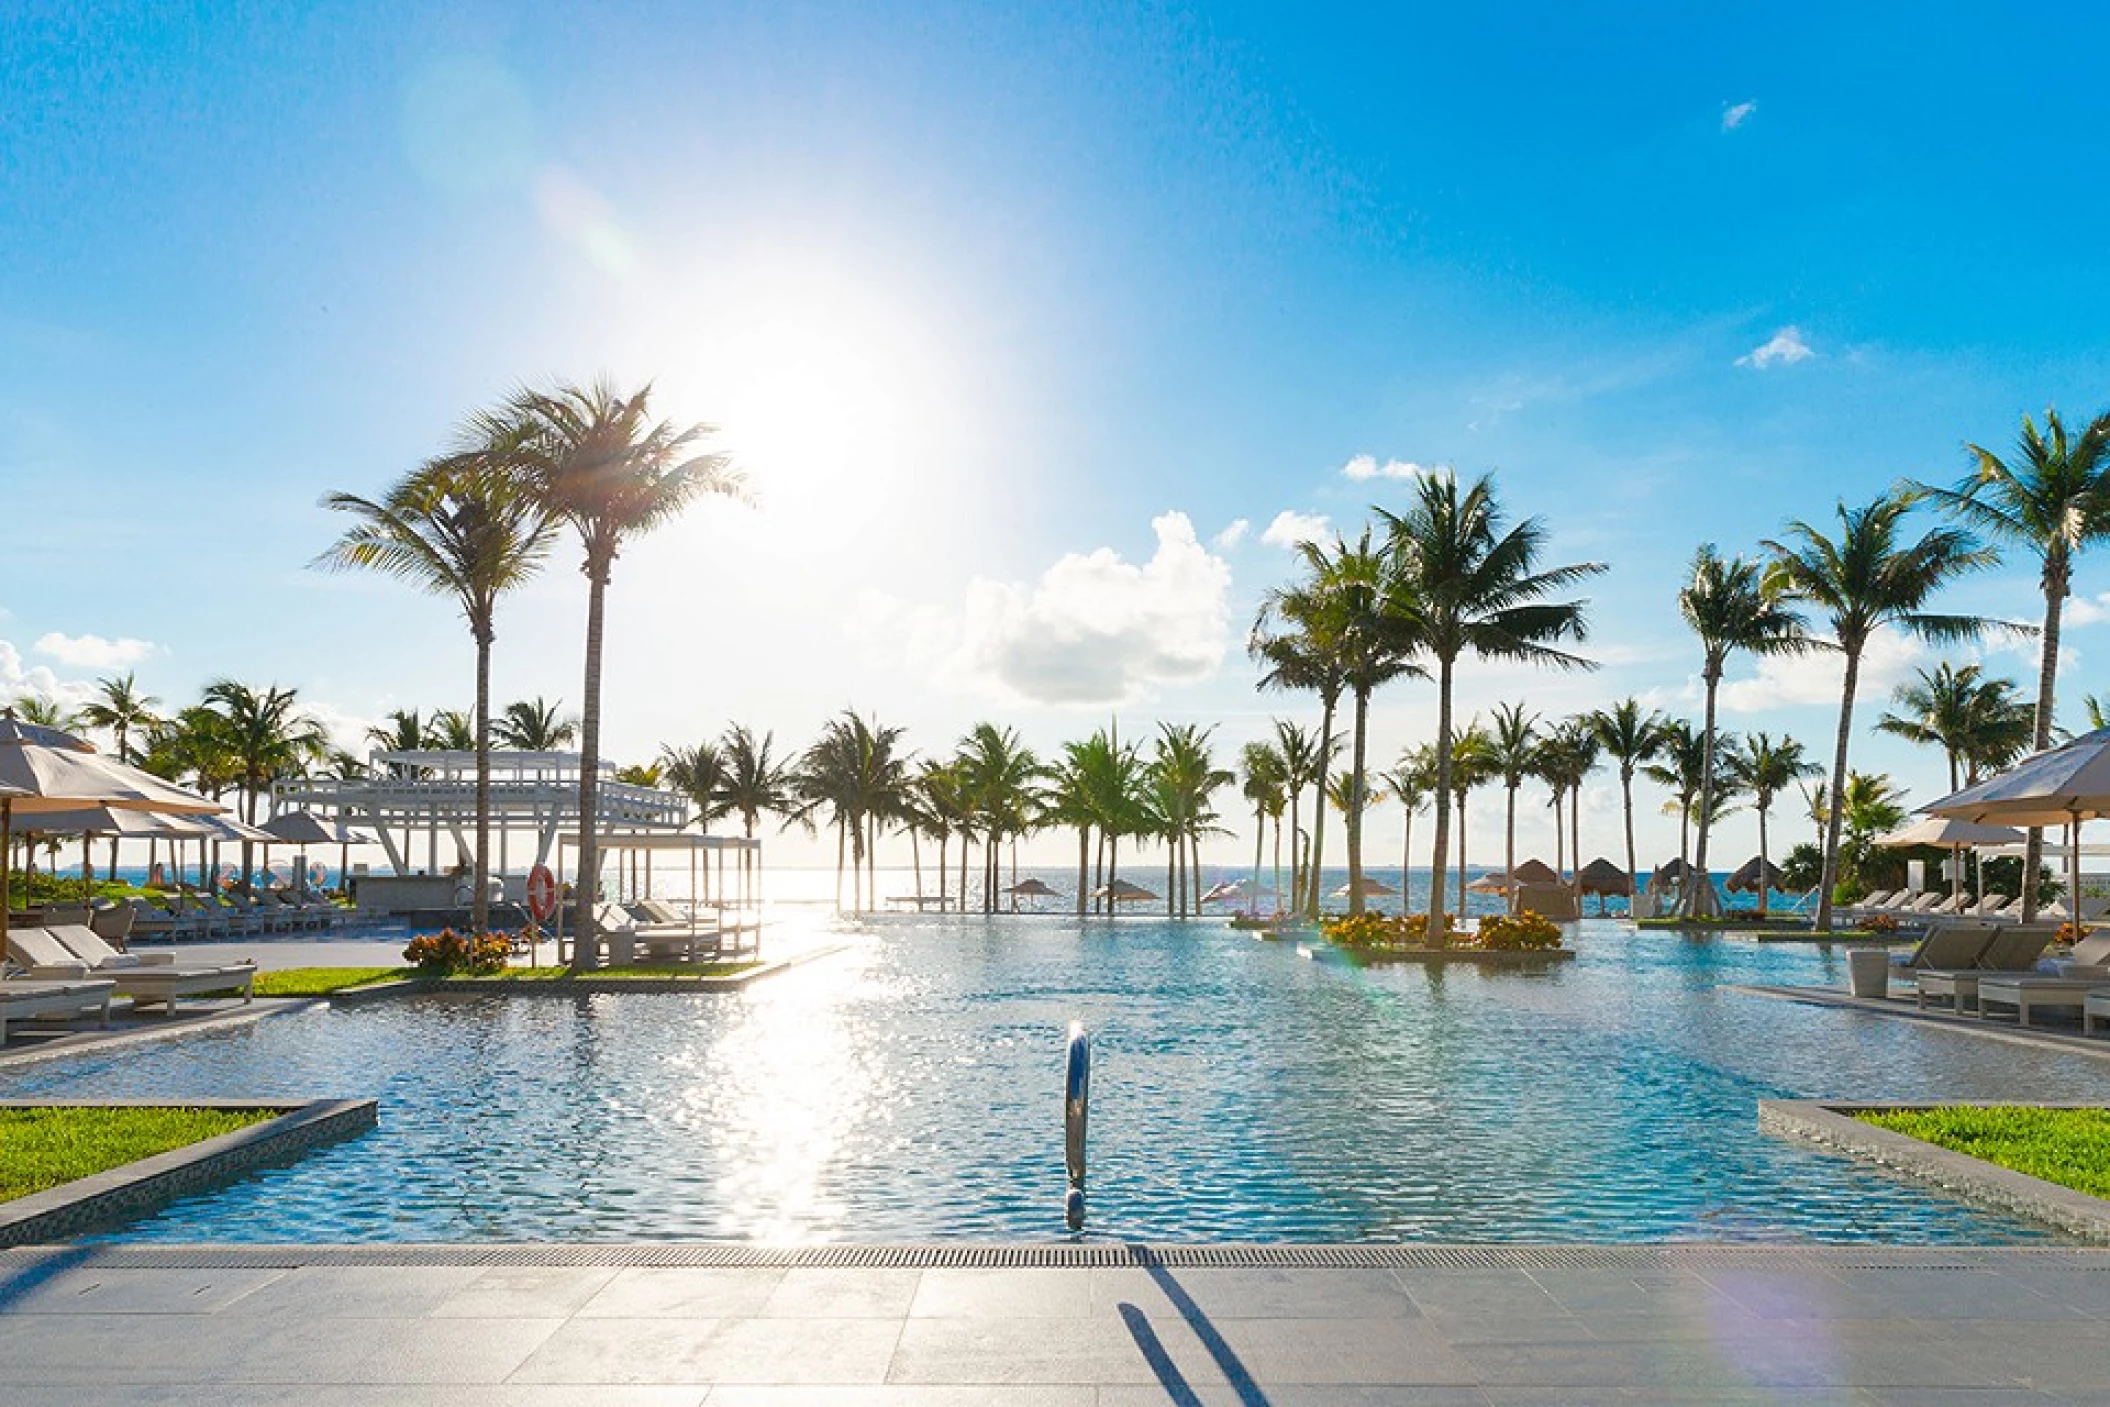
[0,1106,275,1202]
[466,962,763,980]
[1857,1106,2110,1200]
[247,967,409,997]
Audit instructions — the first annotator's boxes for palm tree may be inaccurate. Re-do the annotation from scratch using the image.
[1252,582,1345,920]
[319,458,556,936]
[956,723,1039,914]
[1270,720,1323,917]
[495,697,578,750]
[1378,471,1604,936]
[1643,720,1708,877]
[200,681,328,882]
[911,759,968,912]
[1589,697,1667,915]
[1239,741,1287,916]
[1913,408,2110,918]
[427,710,477,752]
[1674,545,1807,917]
[1047,738,1108,918]
[1448,723,1496,919]
[492,379,747,968]
[2083,694,2109,731]
[366,709,427,775]
[12,696,74,730]
[1836,770,1910,894]
[1877,662,2035,792]
[719,726,796,839]
[1763,493,1997,929]
[1725,732,1820,918]
[1485,703,1539,912]
[1380,746,1435,913]
[79,671,165,882]
[794,712,909,911]
[1536,718,1599,892]
[660,741,733,833]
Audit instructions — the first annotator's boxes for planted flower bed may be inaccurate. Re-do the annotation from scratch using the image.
[1320,910,1575,965]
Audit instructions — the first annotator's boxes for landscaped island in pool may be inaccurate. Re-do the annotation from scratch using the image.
[4,917,2104,1243]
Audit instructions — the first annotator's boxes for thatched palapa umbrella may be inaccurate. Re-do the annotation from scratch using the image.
[1511,858,1560,885]
[1576,857,1630,915]
[1001,876,1058,911]
[1331,875,1397,899]
[1093,878,1158,903]
[1465,871,1515,894]
[1726,856,1786,894]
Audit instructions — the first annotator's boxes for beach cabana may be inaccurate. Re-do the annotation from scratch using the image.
[1577,857,1631,914]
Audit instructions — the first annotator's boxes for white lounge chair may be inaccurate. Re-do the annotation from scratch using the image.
[13,927,256,1016]
[1914,926,2060,1013]
[0,977,114,1043]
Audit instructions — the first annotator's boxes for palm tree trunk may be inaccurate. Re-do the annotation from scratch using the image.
[1685,675,1723,919]
[1455,792,1468,918]
[910,826,923,905]
[1077,826,1090,917]
[1401,804,1412,915]
[2021,568,2067,921]
[835,820,846,911]
[1286,790,1303,918]
[1815,648,1862,933]
[1251,804,1264,913]
[1310,696,1336,919]
[1756,802,1771,918]
[1621,771,1637,919]
[1347,686,1369,916]
[573,572,609,971]
[1570,778,1581,899]
[1167,841,1176,918]
[1552,791,1565,875]
[472,626,493,937]
[1429,657,1454,939]
[937,832,949,911]
[1504,781,1518,916]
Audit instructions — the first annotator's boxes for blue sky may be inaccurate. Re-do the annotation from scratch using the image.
[5,2,2109,869]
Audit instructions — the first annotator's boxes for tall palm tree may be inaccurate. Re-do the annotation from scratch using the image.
[1147,724,1231,918]
[1589,697,1667,915]
[1877,662,2034,792]
[79,671,164,882]
[1643,720,1709,877]
[719,726,795,838]
[1380,746,1436,913]
[1485,702,1539,912]
[1251,582,1346,920]
[660,741,733,833]
[794,712,909,911]
[1763,493,1996,930]
[427,710,477,752]
[1239,740,1287,916]
[910,759,968,912]
[1448,724,1496,919]
[1537,718,1599,891]
[200,681,328,882]
[1047,737,1107,918]
[1913,408,2110,917]
[366,709,427,775]
[956,723,1039,914]
[12,696,74,730]
[495,697,578,750]
[1294,531,1426,915]
[1270,720,1324,917]
[1378,471,1603,935]
[1725,732,1820,918]
[1836,770,1910,894]
[488,381,747,967]
[1674,545,1808,917]
[318,458,555,936]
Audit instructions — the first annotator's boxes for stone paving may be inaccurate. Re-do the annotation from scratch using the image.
[2,1248,2109,1402]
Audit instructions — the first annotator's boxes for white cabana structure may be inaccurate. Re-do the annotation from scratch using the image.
[274,749,687,896]
[551,831,763,964]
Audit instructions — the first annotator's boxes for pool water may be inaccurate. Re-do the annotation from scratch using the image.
[6,917,2104,1243]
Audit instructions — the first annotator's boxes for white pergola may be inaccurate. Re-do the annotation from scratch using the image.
[273,750,688,879]
[552,830,764,962]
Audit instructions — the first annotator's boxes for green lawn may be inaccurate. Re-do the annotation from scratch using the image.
[469,962,763,980]
[1858,1106,2110,1200]
[0,1106,275,1202]
[248,967,410,997]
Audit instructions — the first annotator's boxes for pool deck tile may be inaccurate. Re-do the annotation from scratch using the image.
[1,1250,2109,1395]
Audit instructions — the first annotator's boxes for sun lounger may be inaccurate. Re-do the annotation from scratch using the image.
[608,902,722,961]
[1922,893,1974,917]
[1973,895,2014,917]
[1913,925,2059,1012]
[2085,990,2110,1035]
[1845,890,1897,917]
[0,977,114,1043]
[12,926,256,1016]
[1891,922,1999,972]
[1898,892,1948,915]
[1976,975,2106,1027]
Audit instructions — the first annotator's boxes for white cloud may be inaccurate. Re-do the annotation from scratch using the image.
[1260,510,1329,549]
[1722,100,1757,131]
[1341,454,1439,481]
[1213,518,1250,550]
[950,512,1233,706]
[1718,627,1924,714]
[0,638,93,715]
[2064,592,2110,627]
[1735,326,1813,370]
[34,631,159,669]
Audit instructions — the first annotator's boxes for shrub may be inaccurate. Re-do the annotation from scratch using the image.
[2057,922,2087,947]
[1474,911,1564,951]
[1321,912,1461,948]
[403,928,513,975]
[1857,912,1900,934]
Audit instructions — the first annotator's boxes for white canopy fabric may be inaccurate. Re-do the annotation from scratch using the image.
[1924,727,2110,916]
[261,810,374,845]
[1877,817,2027,848]
[1331,876,1399,897]
[13,807,217,839]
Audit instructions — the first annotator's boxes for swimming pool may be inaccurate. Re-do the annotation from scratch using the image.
[5,917,2105,1243]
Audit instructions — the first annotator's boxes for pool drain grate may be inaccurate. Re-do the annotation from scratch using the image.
[12,1242,2107,1272]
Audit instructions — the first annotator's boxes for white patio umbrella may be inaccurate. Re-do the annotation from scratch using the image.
[261,810,374,894]
[1923,727,2110,921]
[15,806,217,900]
[0,712,223,943]
[1331,875,1398,898]
[1876,816,2027,903]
